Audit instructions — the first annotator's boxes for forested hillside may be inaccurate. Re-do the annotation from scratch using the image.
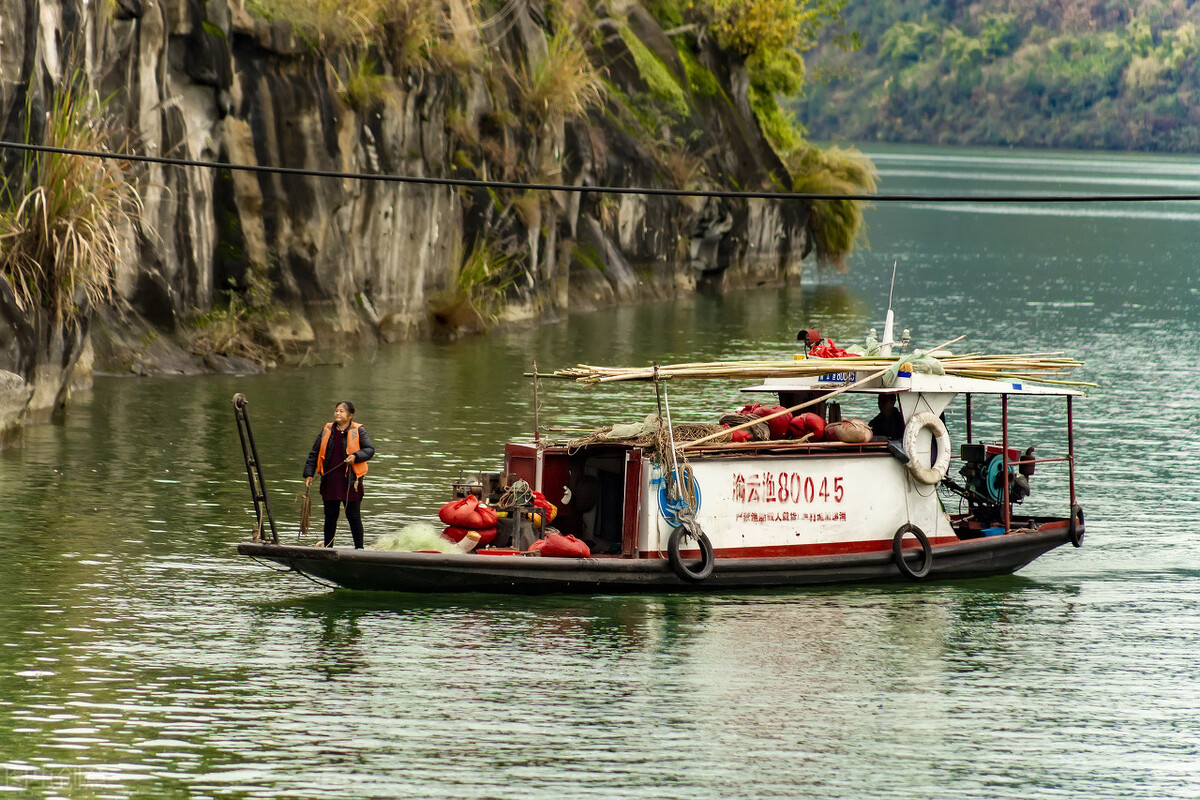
[797,0,1200,151]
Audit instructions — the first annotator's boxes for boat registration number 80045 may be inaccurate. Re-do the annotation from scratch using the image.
[732,471,845,505]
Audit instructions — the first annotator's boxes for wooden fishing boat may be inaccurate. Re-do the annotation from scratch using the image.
[235,340,1088,594]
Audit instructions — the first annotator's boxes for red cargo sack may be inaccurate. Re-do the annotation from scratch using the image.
[475,505,498,527]
[808,338,854,358]
[752,405,792,439]
[529,490,557,522]
[534,532,591,558]
[438,496,498,530]
[439,496,477,525]
[789,412,826,441]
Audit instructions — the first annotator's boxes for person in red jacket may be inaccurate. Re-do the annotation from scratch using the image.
[303,401,376,548]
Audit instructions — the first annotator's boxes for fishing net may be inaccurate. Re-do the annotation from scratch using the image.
[560,421,731,451]
[370,522,454,552]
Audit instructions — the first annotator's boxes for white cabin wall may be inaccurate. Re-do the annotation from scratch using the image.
[640,456,953,555]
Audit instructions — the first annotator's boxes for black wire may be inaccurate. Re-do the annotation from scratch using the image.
[249,553,339,589]
[248,554,295,574]
[4,139,1199,203]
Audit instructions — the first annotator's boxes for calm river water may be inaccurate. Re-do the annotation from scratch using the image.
[2,146,1199,799]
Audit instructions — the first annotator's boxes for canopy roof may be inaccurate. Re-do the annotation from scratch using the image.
[741,371,1086,397]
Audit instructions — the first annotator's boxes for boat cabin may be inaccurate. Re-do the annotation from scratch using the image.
[500,369,1082,563]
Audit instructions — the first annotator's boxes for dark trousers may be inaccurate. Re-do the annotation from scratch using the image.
[323,499,364,549]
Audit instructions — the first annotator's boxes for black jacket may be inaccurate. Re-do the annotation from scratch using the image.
[303,424,376,478]
[869,410,905,441]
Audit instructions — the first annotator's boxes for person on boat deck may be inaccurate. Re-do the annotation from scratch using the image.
[869,393,905,441]
[303,401,376,549]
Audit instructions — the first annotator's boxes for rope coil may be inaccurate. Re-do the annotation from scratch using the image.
[498,479,534,510]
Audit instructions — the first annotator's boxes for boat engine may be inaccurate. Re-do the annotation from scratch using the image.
[957,443,1033,512]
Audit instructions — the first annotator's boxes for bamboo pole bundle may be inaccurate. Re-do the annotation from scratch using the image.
[547,347,1091,387]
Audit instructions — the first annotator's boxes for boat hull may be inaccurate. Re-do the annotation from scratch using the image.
[238,523,1075,594]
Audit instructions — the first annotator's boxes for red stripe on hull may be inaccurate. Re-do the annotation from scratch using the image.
[646,535,960,560]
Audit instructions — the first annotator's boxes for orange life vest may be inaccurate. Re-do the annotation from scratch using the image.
[316,422,368,479]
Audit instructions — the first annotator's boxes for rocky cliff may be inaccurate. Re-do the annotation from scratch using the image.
[0,0,819,441]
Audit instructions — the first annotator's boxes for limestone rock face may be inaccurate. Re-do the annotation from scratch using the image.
[0,0,811,439]
[0,370,32,444]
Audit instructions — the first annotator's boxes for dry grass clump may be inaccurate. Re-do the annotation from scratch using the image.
[246,0,440,58]
[378,0,440,72]
[514,30,605,119]
[655,145,706,189]
[0,71,141,325]
[510,191,542,230]
[340,53,398,110]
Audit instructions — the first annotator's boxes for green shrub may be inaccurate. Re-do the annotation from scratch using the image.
[879,20,940,64]
[429,238,518,332]
[786,145,876,272]
[979,13,1019,58]
[691,0,829,59]
[188,263,284,365]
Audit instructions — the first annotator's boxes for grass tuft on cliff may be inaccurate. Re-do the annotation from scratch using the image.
[428,238,517,335]
[340,53,398,110]
[514,30,606,120]
[246,0,440,56]
[787,144,876,272]
[0,71,141,325]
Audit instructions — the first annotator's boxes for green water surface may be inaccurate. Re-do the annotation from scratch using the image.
[1,145,1199,799]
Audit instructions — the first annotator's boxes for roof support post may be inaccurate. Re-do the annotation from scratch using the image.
[965,393,972,442]
[1002,394,1010,533]
[1067,395,1076,507]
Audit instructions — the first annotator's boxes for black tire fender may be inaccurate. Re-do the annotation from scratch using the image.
[1068,504,1085,548]
[668,524,715,583]
[892,523,932,580]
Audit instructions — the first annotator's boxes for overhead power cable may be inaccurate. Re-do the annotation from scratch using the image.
[3,139,1199,203]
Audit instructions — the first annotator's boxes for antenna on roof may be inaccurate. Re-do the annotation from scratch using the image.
[881,261,898,356]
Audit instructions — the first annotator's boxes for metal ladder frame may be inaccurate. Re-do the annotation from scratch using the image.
[232,393,279,544]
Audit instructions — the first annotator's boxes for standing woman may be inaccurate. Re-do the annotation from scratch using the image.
[303,401,376,548]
